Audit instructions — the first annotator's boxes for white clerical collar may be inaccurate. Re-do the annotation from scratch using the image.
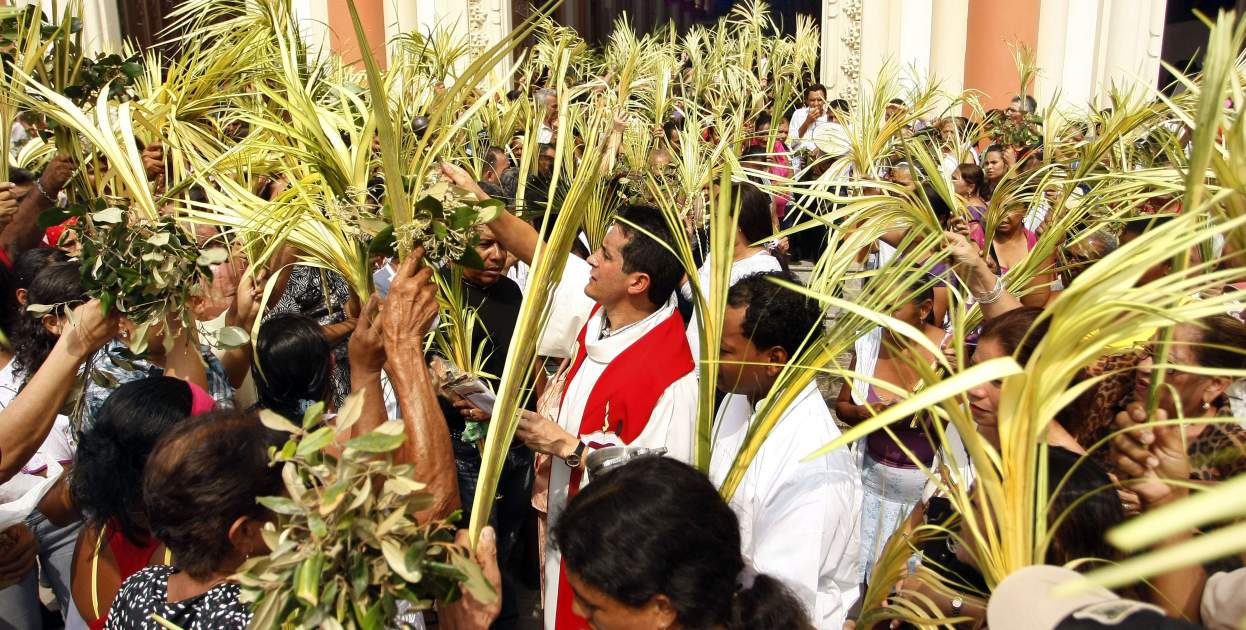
[584,297,677,362]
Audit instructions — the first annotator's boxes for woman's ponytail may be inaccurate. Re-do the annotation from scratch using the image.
[728,573,811,630]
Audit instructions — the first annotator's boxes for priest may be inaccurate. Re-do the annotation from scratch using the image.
[439,163,698,629]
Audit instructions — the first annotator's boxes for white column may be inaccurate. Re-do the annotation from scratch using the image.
[929,0,968,111]
[36,0,120,55]
[1035,0,1069,110]
[897,0,934,87]
[858,0,895,92]
[1055,0,1103,110]
[820,0,865,103]
[292,0,331,58]
[383,0,420,41]
[1098,0,1166,107]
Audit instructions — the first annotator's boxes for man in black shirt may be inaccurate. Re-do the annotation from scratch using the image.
[438,223,534,629]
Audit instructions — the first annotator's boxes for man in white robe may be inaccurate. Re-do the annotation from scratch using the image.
[708,271,863,629]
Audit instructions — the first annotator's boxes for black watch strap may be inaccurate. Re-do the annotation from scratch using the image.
[565,440,587,467]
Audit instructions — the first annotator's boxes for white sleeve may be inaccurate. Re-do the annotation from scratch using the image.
[749,460,859,629]
[788,108,807,143]
[536,256,597,358]
[629,372,698,464]
[1202,569,1246,630]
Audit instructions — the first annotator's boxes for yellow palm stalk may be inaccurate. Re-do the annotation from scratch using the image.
[0,3,56,181]
[468,101,612,544]
[20,79,160,219]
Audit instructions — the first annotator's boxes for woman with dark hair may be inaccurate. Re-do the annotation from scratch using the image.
[11,260,86,384]
[0,255,82,630]
[45,376,215,630]
[553,456,810,629]
[105,409,283,629]
[680,182,783,358]
[252,312,333,419]
[952,163,988,224]
[1,247,66,335]
[1130,315,1246,483]
[965,198,1054,307]
[837,282,949,582]
[265,260,357,409]
[981,145,1009,199]
[964,307,1083,454]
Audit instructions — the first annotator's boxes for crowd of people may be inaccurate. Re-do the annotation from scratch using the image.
[0,3,1243,630]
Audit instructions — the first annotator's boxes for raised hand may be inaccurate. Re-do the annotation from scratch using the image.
[0,183,17,232]
[39,154,75,197]
[1110,402,1190,508]
[64,299,121,360]
[438,527,503,630]
[383,247,439,354]
[0,524,37,588]
[348,294,387,376]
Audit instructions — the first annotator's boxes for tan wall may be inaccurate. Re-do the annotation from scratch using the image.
[327,0,389,68]
[963,0,1041,113]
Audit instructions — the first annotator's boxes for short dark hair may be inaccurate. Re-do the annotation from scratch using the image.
[8,167,34,186]
[1045,447,1125,567]
[663,119,683,140]
[615,204,684,307]
[888,98,906,107]
[735,182,774,245]
[254,313,332,419]
[827,98,849,113]
[1187,314,1246,371]
[485,146,507,171]
[1121,214,1175,239]
[143,410,284,579]
[727,272,821,357]
[2,247,66,336]
[71,377,194,544]
[553,457,809,630]
[804,83,827,99]
[979,306,1049,365]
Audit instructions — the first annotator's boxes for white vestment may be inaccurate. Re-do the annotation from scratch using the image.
[709,382,863,630]
[537,255,699,629]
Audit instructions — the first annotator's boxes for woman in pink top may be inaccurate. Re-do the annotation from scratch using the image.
[753,112,793,219]
[970,202,1055,307]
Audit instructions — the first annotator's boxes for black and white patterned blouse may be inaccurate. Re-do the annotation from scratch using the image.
[105,565,251,630]
[266,265,353,407]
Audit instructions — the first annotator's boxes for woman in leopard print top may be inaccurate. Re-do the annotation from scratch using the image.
[1132,316,1246,482]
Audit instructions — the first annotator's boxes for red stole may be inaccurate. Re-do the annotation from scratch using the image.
[554,305,694,629]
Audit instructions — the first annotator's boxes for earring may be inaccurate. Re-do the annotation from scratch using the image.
[1202,401,1212,411]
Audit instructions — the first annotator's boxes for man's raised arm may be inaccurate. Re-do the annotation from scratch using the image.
[440,162,540,266]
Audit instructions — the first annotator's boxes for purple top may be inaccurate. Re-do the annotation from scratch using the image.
[864,386,937,468]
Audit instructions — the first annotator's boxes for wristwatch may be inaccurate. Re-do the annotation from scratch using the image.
[950,595,964,616]
[564,441,588,468]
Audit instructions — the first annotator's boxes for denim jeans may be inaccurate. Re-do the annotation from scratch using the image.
[452,439,534,630]
[0,511,82,629]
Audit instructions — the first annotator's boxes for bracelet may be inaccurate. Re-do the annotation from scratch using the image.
[974,276,1005,304]
[35,179,57,205]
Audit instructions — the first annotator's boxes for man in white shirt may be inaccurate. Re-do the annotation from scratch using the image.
[709,271,863,629]
[440,162,698,629]
[535,88,558,144]
[788,83,829,152]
